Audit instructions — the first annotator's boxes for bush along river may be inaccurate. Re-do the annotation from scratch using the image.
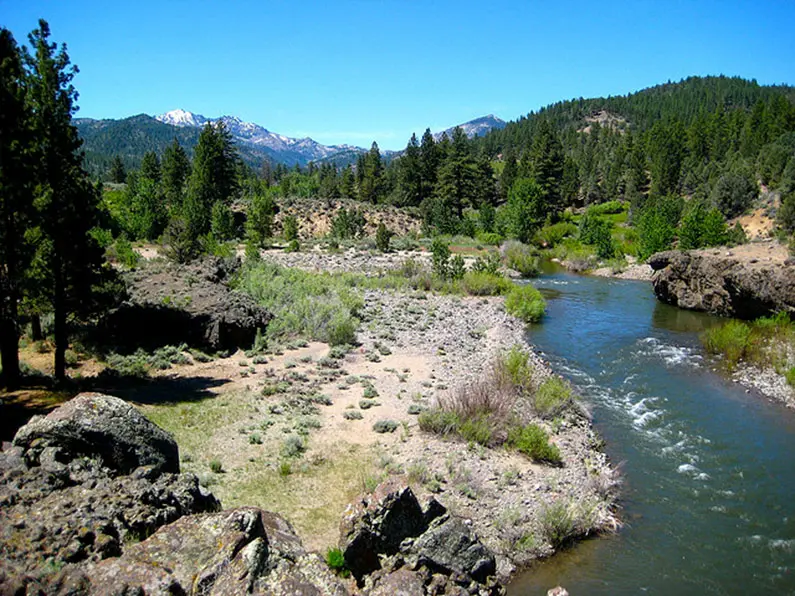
[509,270,795,595]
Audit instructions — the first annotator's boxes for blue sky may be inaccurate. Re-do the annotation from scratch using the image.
[3,0,794,150]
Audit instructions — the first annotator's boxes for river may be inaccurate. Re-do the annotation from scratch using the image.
[509,270,795,595]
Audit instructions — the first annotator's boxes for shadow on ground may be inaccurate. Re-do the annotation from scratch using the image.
[1,373,227,443]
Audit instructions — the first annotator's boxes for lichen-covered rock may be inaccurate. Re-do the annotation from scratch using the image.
[649,250,795,319]
[63,508,348,596]
[410,515,497,584]
[102,257,272,352]
[0,395,219,593]
[340,479,446,580]
[12,392,179,475]
[340,481,502,594]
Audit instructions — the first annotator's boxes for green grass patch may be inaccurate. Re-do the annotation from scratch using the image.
[506,423,562,465]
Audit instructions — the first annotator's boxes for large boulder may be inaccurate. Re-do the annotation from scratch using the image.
[62,508,348,596]
[0,394,220,592]
[340,479,446,580]
[102,257,272,352]
[649,250,795,319]
[410,515,497,584]
[12,392,179,475]
[340,480,502,594]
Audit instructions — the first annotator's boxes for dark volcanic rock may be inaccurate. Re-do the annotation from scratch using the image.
[410,515,497,584]
[65,507,347,596]
[340,479,446,580]
[341,480,502,594]
[102,257,272,352]
[649,250,795,319]
[12,392,179,474]
[0,394,219,593]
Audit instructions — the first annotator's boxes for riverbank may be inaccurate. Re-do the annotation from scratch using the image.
[131,248,619,584]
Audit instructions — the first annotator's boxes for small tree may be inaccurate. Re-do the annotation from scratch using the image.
[283,215,298,241]
[710,173,757,218]
[506,178,545,243]
[109,155,126,184]
[375,223,393,252]
[430,237,451,278]
[246,192,275,249]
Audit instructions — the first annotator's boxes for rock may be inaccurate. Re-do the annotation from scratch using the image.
[649,250,795,319]
[410,515,497,584]
[365,568,426,596]
[339,479,446,580]
[548,587,569,596]
[12,393,179,475]
[0,395,220,592]
[64,507,348,595]
[102,257,272,352]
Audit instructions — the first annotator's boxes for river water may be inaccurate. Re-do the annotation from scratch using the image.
[509,271,795,595]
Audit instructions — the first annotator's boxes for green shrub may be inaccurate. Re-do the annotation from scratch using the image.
[209,459,224,473]
[430,237,451,278]
[325,547,350,577]
[470,252,502,276]
[343,410,363,420]
[375,223,393,252]
[588,200,625,215]
[283,215,299,241]
[281,435,306,458]
[327,314,357,346]
[500,345,534,388]
[461,271,511,296]
[286,239,300,252]
[534,377,573,417]
[507,424,562,464]
[418,409,460,435]
[539,499,589,549]
[476,231,503,246]
[458,414,493,446]
[505,284,546,323]
[502,241,540,277]
[449,254,466,280]
[373,419,398,433]
[534,222,578,247]
[786,367,795,387]
[330,208,366,239]
[702,320,751,369]
[108,237,141,268]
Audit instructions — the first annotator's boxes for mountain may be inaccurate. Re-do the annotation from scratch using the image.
[433,114,506,141]
[156,109,362,164]
[75,111,367,174]
[75,109,509,175]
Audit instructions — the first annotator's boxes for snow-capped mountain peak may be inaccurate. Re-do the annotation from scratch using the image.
[156,109,208,128]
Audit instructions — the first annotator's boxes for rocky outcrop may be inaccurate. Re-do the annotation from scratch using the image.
[12,392,179,474]
[102,257,272,352]
[0,393,220,592]
[62,507,347,596]
[341,479,503,595]
[649,250,795,319]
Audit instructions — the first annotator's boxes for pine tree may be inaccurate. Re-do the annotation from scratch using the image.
[499,146,518,201]
[183,121,240,243]
[109,155,126,183]
[529,119,564,215]
[0,28,35,388]
[339,164,355,199]
[359,142,383,203]
[140,150,161,182]
[23,20,116,381]
[396,133,422,206]
[161,137,189,210]
[419,128,440,199]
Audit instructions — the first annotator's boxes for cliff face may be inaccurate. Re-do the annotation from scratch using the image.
[649,250,795,319]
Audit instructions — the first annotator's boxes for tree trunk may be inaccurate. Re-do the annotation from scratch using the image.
[53,273,66,382]
[0,309,20,390]
[31,314,43,341]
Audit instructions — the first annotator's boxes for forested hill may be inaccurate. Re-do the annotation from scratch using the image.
[474,76,795,204]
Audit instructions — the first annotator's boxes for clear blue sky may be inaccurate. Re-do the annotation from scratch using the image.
[3,0,794,150]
